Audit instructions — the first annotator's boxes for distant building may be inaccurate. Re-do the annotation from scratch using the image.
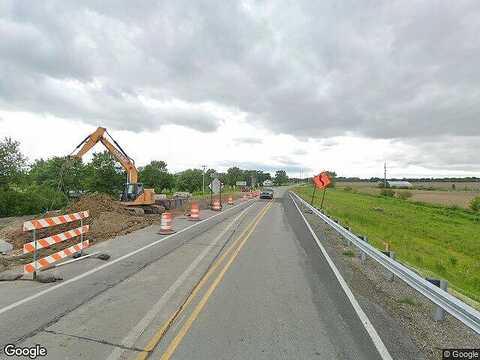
[385,181,412,188]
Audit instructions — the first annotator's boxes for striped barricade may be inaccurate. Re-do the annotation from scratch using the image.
[23,211,89,231]
[22,210,90,277]
[23,225,89,253]
[24,241,90,273]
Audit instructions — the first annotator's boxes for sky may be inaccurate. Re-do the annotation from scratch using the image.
[0,0,479,178]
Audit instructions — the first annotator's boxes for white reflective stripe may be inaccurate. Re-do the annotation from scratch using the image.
[23,225,89,253]
[23,211,89,231]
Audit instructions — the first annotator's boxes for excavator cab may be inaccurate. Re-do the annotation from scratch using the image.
[122,183,144,202]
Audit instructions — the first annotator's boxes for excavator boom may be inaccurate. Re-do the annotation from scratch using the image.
[70,127,157,211]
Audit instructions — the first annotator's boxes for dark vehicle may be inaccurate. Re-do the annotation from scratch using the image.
[260,188,274,199]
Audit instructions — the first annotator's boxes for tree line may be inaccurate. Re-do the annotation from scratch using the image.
[0,137,288,217]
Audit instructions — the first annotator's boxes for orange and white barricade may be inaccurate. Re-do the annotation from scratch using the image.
[159,212,176,234]
[227,196,234,205]
[212,199,221,211]
[23,210,90,277]
[189,202,201,221]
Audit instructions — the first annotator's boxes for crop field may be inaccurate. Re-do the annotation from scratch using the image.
[338,181,480,191]
[294,184,480,302]
[337,181,480,209]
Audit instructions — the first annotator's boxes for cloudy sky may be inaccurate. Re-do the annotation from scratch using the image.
[1,0,479,178]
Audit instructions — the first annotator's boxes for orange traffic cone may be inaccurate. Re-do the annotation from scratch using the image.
[189,202,201,221]
[158,212,176,234]
[212,199,221,211]
[227,196,234,205]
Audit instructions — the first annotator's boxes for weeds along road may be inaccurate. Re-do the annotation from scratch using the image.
[0,187,401,359]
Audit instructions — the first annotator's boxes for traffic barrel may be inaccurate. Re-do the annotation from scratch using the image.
[189,202,201,221]
[242,194,247,201]
[227,195,234,205]
[212,199,221,211]
[158,212,176,234]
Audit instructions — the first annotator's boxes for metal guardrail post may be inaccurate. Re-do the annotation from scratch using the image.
[381,251,395,281]
[360,236,368,264]
[427,278,448,321]
[345,227,352,246]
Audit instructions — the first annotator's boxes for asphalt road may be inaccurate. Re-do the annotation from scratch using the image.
[0,188,390,359]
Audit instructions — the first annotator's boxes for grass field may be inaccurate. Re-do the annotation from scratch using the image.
[337,182,480,209]
[294,185,480,302]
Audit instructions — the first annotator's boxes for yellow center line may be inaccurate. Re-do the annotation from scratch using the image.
[134,201,273,360]
[159,201,273,360]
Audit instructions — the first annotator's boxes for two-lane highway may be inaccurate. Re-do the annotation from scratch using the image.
[0,188,391,359]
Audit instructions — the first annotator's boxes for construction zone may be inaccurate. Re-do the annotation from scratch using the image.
[0,127,263,279]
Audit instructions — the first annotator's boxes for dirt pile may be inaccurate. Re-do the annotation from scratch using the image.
[0,194,160,254]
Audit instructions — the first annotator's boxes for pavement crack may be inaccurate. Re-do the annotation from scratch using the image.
[42,329,145,352]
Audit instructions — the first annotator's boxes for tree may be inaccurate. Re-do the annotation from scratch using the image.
[0,137,27,188]
[224,167,244,187]
[140,160,175,193]
[274,170,288,185]
[84,151,125,196]
[176,169,204,193]
[29,157,86,194]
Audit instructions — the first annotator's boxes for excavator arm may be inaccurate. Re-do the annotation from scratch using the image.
[71,127,138,183]
[69,127,157,210]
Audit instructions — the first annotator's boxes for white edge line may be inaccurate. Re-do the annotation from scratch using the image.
[289,193,393,360]
[0,199,256,316]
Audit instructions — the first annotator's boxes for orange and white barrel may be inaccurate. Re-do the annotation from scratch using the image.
[158,212,176,234]
[227,196,234,205]
[189,202,201,221]
[212,199,221,211]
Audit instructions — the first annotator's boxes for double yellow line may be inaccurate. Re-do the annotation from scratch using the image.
[135,200,273,360]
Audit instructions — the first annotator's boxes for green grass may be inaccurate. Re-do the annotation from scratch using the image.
[398,296,416,306]
[342,249,355,257]
[294,185,480,302]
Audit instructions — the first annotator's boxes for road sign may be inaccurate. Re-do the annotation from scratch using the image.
[209,178,223,194]
[236,181,247,186]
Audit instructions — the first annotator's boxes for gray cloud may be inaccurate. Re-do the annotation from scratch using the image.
[1,0,479,170]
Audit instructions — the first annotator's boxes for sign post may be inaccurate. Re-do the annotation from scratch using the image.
[312,172,332,209]
[209,178,223,209]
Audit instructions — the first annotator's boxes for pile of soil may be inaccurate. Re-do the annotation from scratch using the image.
[0,194,161,266]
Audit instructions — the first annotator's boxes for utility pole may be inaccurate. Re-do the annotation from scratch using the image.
[384,161,387,188]
[202,165,206,195]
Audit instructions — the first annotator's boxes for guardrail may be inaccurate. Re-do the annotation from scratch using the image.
[290,191,480,334]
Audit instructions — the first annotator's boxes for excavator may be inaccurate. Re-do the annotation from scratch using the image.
[70,127,162,214]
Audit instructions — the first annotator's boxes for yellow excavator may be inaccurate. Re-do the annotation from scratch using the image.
[70,127,162,214]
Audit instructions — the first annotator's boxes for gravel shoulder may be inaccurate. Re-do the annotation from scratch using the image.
[294,196,480,360]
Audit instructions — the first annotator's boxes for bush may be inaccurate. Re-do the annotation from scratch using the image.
[0,185,68,217]
[397,191,413,200]
[380,189,395,197]
[343,186,353,192]
[470,196,480,212]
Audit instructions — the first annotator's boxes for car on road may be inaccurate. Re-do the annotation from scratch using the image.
[260,188,274,199]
